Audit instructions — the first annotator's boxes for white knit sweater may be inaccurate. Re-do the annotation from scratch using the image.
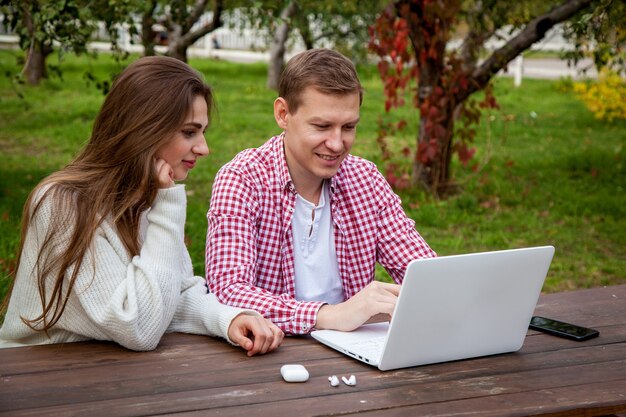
[0,184,257,350]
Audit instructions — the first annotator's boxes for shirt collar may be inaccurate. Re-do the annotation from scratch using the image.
[273,133,296,194]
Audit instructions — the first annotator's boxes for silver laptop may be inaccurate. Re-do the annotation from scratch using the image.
[311,246,555,371]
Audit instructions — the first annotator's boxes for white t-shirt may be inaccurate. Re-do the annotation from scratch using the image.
[292,182,344,304]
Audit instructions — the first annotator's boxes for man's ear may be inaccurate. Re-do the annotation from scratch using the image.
[274,97,289,129]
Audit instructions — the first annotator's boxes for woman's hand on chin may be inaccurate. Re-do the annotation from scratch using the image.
[155,158,175,188]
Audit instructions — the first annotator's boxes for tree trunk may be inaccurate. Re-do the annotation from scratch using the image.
[19,2,51,85]
[460,0,594,102]
[165,0,223,63]
[267,1,298,90]
[167,41,188,62]
[165,24,188,62]
[398,0,592,196]
[399,0,458,196]
[412,102,457,196]
[141,1,158,57]
[295,12,314,50]
[24,41,52,85]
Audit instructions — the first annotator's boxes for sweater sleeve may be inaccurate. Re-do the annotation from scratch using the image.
[67,185,190,350]
[0,185,257,351]
[166,275,261,345]
[73,186,258,349]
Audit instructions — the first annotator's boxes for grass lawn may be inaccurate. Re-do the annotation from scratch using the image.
[0,49,624,303]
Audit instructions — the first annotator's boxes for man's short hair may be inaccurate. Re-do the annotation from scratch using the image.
[278,48,363,113]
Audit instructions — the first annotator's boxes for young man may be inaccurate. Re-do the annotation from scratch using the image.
[206,49,435,334]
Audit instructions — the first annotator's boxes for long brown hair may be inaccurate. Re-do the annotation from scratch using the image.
[1,56,213,332]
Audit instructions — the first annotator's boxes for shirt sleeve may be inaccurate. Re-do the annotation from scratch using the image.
[372,168,437,282]
[206,168,324,335]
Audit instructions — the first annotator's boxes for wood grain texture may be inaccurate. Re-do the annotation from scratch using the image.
[1,285,624,417]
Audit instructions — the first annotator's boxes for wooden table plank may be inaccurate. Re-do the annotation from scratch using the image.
[0,284,624,417]
[533,285,626,327]
[1,285,620,375]
[3,369,625,416]
[74,360,623,417]
[1,285,622,375]
[2,346,624,416]
[2,336,625,411]
[348,380,626,417]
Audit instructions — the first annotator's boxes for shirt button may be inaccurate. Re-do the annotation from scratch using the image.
[288,207,294,212]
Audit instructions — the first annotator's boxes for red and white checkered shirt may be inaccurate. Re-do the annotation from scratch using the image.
[205,134,436,334]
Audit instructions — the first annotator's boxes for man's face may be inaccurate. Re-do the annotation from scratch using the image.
[275,87,360,195]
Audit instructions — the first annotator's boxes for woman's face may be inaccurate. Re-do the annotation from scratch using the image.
[156,96,209,181]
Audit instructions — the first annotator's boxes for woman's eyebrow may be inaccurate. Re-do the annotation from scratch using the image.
[182,122,204,129]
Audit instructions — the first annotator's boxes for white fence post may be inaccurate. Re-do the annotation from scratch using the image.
[513,55,524,87]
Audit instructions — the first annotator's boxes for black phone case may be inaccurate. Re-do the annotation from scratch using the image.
[529,316,600,341]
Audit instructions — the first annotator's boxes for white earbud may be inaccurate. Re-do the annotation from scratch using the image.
[328,375,340,387]
[341,375,356,386]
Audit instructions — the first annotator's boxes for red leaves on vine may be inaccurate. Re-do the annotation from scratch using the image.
[479,83,500,110]
[369,4,412,114]
[385,163,411,190]
[370,0,498,193]
[417,138,439,164]
[454,143,477,167]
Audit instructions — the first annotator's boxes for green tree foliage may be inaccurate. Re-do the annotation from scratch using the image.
[234,0,385,89]
[562,0,626,74]
[1,0,139,85]
[2,0,95,85]
[1,0,226,85]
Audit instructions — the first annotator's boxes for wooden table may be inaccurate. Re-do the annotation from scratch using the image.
[1,285,625,417]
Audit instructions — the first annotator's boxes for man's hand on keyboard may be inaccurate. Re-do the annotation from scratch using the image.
[314,281,400,331]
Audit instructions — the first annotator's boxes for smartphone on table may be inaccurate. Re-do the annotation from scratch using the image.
[529,316,600,341]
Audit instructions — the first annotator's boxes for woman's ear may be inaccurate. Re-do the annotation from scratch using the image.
[274,97,289,129]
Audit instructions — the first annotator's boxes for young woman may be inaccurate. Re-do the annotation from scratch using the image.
[0,56,283,354]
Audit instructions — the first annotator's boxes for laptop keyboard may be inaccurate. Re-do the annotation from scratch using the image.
[346,336,386,360]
